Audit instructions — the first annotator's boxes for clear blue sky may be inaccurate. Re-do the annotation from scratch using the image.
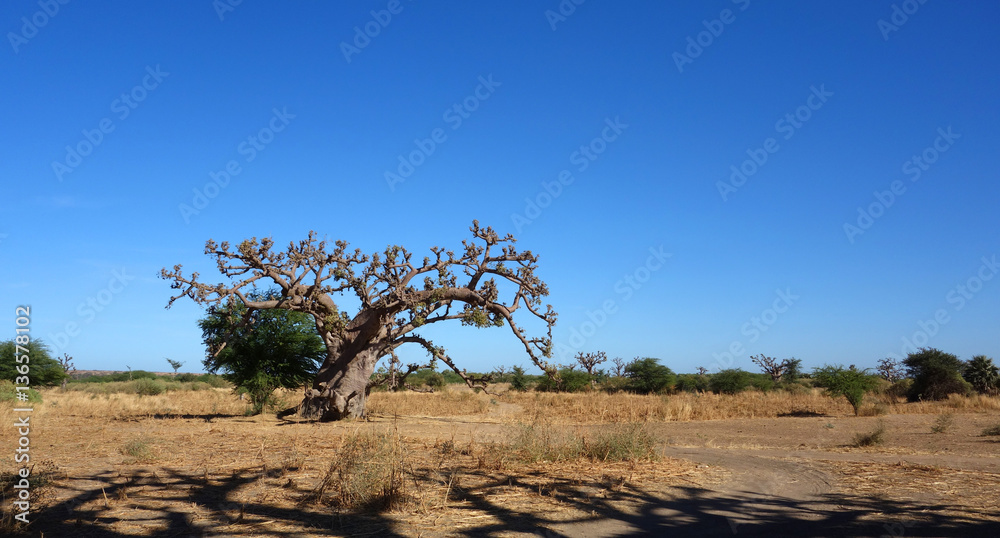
[2,1,998,375]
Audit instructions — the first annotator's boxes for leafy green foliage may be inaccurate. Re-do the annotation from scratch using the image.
[674,373,710,393]
[536,368,592,393]
[903,348,971,401]
[624,358,674,394]
[200,289,325,414]
[963,355,999,395]
[0,339,69,387]
[509,365,530,392]
[812,365,881,415]
[423,371,445,390]
[0,380,42,403]
[709,369,753,395]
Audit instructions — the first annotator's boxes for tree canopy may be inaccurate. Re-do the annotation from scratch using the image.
[200,288,326,414]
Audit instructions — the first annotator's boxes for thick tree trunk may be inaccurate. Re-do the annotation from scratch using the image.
[295,346,378,421]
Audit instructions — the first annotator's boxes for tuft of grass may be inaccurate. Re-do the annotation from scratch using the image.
[305,428,408,511]
[120,439,156,462]
[858,403,889,417]
[852,421,886,447]
[980,423,1000,436]
[583,423,658,462]
[931,413,954,434]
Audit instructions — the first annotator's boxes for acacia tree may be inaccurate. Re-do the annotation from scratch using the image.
[161,222,557,421]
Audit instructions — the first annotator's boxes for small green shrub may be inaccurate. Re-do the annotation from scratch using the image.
[749,374,774,393]
[931,413,954,434]
[175,373,199,383]
[709,369,753,395]
[424,372,446,390]
[0,380,42,403]
[132,378,166,396]
[674,374,709,393]
[813,365,881,415]
[509,365,530,392]
[852,421,886,447]
[120,439,156,462]
[625,358,675,394]
[980,424,1000,436]
[536,368,591,393]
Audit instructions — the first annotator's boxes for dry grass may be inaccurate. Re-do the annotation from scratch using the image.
[366,388,492,417]
[304,427,409,511]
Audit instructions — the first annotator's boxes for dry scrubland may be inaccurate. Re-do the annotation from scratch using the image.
[3,386,1000,536]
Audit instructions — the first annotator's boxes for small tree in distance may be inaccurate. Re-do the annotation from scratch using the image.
[58,353,75,390]
[611,357,627,377]
[575,351,607,376]
[876,357,905,383]
[750,354,799,383]
[625,357,674,394]
[904,348,971,401]
[963,355,999,395]
[166,358,185,374]
[812,365,880,416]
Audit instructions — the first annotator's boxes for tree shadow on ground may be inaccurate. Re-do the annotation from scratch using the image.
[18,463,1000,537]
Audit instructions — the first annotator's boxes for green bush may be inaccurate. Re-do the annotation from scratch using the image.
[509,365,530,392]
[441,370,464,384]
[812,365,881,415]
[175,373,199,383]
[904,348,972,401]
[709,369,753,395]
[424,371,446,390]
[198,373,231,388]
[624,358,675,394]
[536,368,591,393]
[132,378,166,396]
[674,374,710,393]
[749,373,774,393]
[0,380,42,403]
[0,339,68,387]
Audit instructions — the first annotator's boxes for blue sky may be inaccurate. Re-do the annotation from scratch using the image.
[2,1,998,375]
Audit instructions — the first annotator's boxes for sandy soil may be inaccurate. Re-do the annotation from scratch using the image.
[5,400,1000,537]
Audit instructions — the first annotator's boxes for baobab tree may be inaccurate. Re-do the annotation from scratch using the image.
[161,221,557,421]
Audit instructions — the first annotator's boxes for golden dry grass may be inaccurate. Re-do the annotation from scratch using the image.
[3,387,1000,535]
[364,387,1000,424]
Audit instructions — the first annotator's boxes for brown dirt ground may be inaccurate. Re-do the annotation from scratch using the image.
[4,393,1000,537]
